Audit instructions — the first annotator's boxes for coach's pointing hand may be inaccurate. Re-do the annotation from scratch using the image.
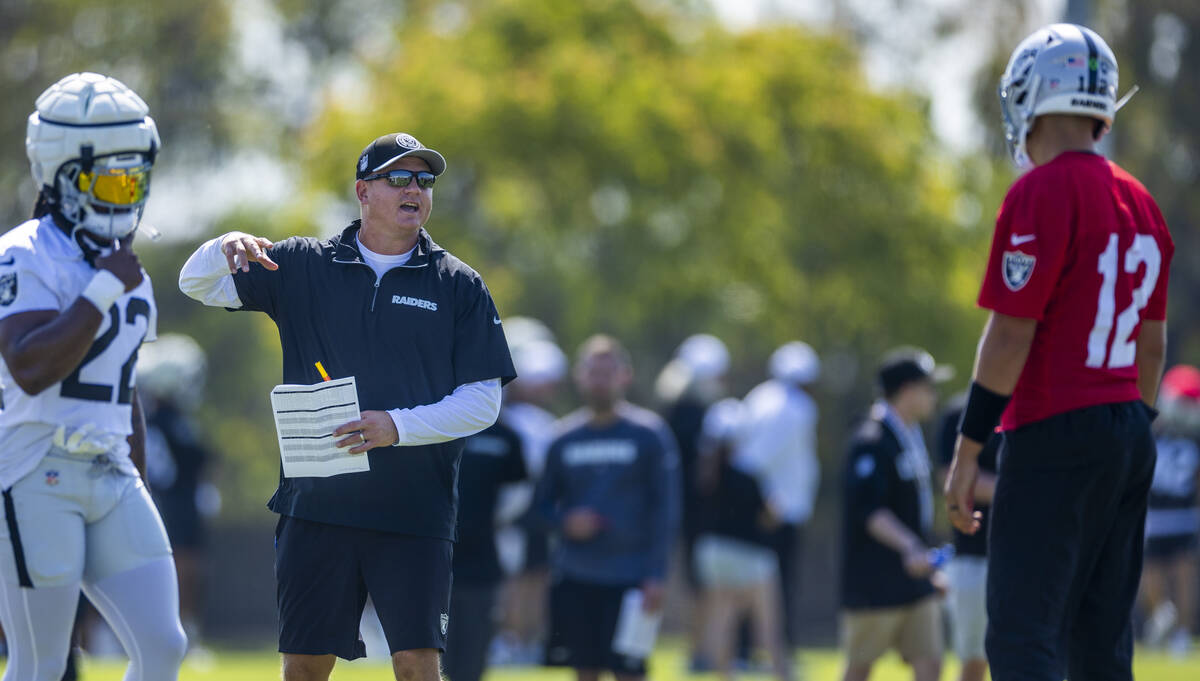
[220,231,277,273]
[334,411,399,454]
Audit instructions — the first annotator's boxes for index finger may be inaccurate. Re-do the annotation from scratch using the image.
[333,420,365,437]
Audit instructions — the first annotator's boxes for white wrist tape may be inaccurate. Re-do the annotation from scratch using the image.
[81,270,126,312]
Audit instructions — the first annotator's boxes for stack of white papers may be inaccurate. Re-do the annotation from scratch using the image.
[270,377,370,478]
[612,588,662,659]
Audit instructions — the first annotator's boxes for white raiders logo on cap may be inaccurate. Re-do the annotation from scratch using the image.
[358,154,369,172]
[396,133,420,149]
[0,272,16,306]
[1003,250,1036,291]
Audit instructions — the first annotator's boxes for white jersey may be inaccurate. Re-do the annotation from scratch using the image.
[0,216,156,488]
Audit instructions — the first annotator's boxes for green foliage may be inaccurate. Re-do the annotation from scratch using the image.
[293,0,998,377]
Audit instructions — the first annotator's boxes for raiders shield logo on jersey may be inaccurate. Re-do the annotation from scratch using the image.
[1002,250,1036,291]
[0,272,16,306]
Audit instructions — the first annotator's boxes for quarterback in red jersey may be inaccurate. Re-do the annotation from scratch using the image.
[944,24,1174,681]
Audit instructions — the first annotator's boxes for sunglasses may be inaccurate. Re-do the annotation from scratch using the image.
[362,169,437,189]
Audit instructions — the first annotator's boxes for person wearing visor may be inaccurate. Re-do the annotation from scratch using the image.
[0,73,186,681]
[944,24,1174,681]
[179,132,515,681]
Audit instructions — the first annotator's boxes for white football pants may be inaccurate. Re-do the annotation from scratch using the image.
[0,450,187,681]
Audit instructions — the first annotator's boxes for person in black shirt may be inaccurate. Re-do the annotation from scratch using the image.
[935,393,998,681]
[653,333,730,668]
[840,348,947,681]
[444,419,527,681]
[179,132,516,681]
[693,398,792,681]
[137,333,217,652]
[1140,365,1200,655]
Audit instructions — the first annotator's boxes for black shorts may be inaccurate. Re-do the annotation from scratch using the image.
[545,577,647,676]
[1145,533,1199,561]
[274,515,453,660]
[986,401,1155,681]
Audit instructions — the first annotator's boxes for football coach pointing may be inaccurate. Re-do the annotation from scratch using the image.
[179,133,516,681]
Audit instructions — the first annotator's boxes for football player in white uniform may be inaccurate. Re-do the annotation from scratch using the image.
[0,73,186,681]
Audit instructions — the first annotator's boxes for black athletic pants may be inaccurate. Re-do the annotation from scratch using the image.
[443,582,497,681]
[986,400,1156,681]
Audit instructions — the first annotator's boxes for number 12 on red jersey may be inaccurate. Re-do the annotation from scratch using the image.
[1086,233,1161,370]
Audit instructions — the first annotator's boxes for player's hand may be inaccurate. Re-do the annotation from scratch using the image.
[945,439,984,535]
[94,238,143,292]
[562,508,605,541]
[333,411,398,454]
[640,579,666,613]
[221,232,277,273]
[902,546,934,578]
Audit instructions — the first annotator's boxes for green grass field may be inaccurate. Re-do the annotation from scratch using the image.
[18,642,1200,680]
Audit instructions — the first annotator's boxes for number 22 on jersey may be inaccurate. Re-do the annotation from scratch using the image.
[1086,234,1161,370]
[61,297,150,404]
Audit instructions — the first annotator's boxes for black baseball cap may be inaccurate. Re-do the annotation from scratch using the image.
[355,132,446,180]
[878,346,954,396]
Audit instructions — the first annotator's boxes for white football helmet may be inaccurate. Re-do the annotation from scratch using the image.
[137,334,208,410]
[999,24,1124,169]
[26,72,160,241]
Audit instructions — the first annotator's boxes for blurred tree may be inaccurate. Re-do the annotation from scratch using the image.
[0,0,234,226]
[284,0,998,390]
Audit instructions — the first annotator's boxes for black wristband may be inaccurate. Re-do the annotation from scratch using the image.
[958,381,1011,444]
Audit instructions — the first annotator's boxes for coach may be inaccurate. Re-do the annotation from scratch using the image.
[179,132,516,681]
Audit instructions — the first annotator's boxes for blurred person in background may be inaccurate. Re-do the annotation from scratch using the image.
[443,408,528,681]
[491,318,567,665]
[935,393,998,681]
[735,341,821,651]
[694,398,793,681]
[533,335,680,681]
[0,72,186,681]
[137,333,218,655]
[653,333,730,670]
[1140,365,1200,656]
[840,348,948,681]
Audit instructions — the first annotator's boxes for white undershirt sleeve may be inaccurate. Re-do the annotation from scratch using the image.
[387,378,502,446]
[178,235,242,308]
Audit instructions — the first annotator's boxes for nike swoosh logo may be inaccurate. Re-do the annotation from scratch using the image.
[1010,234,1036,246]
[493,317,502,325]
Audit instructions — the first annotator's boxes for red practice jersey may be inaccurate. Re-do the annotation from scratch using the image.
[979,151,1174,430]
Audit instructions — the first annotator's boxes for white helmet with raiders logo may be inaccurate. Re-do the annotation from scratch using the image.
[25,72,160,242]
[999,24,1134,169]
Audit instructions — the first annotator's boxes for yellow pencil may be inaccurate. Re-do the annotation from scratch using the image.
[315,361,332,382]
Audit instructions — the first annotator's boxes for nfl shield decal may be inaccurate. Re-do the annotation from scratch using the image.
[1002,250,1036,291]
[45,470,60,486]
[0,272,16,306]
